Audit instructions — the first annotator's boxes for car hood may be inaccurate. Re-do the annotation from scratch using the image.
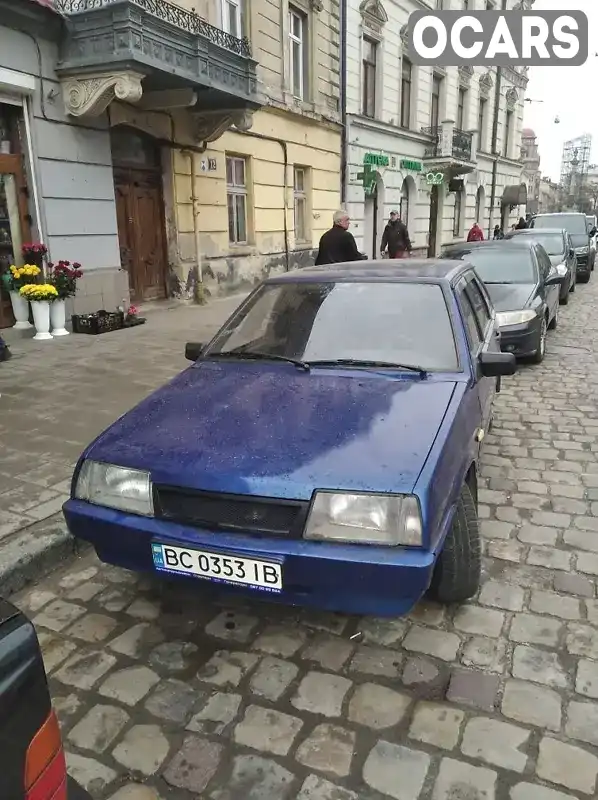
[549,254,565,266]
[85,362,457,499]
[485,283,535,311]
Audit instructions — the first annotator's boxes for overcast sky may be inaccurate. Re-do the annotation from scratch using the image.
[523,0,597,181]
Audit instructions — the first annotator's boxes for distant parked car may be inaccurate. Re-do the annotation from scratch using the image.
[530,212,594,280]
[0,598,91,800]
[504,227,576,303]
[587,215,597,269]
[64,260,516,618]
[443,240,565,364]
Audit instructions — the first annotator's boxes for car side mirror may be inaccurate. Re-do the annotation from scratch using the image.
[590,227,597,237]
[479,351,516,378]
[545,272,565,286]
[185,342,205,361]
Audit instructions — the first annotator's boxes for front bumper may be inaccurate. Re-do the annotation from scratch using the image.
[576,253,590,275]
[63,499,439,617]
[497,317,541,358]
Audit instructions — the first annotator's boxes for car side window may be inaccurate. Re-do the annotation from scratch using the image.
[535,246,551,280]
[465,275,492,338]
[456,278,482,351]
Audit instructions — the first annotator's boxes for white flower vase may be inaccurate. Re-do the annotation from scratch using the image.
[9,291,32,330]
[50,298,69,336]
[31,301,53,341]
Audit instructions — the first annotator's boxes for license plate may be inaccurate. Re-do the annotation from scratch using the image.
[151,543,283,593]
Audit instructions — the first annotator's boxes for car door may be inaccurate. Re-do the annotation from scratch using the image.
[454,276,489,455]
[565,233,576,284]
[535,245,559,320]
[464,272,498,432]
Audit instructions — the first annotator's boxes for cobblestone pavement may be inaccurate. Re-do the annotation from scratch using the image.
[13,276,598,800]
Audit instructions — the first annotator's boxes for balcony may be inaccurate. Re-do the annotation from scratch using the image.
[421,121,476,176]
[54,0,261,138]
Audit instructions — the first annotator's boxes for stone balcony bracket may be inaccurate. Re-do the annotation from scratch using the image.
[61,70,146,117]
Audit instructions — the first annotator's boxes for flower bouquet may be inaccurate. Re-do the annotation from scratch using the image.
[4,264,41,330]
[48,260,83,336]
[20,283,58,340]
[123,303,146,328]
[22,242,48,270]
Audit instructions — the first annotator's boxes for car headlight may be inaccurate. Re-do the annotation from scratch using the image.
[304,491,422,546]
[576,247,589,255]
[496,309,536,327]
[556,264,568,276]
[75,460,153,516]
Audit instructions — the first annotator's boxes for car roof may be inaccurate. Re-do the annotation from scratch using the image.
[444,239,536,252]
[506,228,566,236]
[534,212,585,217]
[264,259,473,284]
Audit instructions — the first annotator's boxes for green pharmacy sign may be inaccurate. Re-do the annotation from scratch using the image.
[364,153,389,167]
[400,159,423,172]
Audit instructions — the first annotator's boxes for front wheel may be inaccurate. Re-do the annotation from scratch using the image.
[548,306,558,330]
[427,483,481,604]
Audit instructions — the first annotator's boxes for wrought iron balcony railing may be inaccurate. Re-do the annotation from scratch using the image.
[421,125,473,162]
[54,0,252,58]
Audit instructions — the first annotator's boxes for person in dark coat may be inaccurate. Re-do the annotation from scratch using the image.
[380,210,412,258]
[515,216,528,229]
[315,210,364,265]
[493,225,504,240]
[467,222,484,242]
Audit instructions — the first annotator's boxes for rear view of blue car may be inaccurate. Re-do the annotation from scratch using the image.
[64,260,516,617]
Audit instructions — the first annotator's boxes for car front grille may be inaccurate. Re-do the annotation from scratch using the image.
[153,486,309,538]
[577,253,589,268]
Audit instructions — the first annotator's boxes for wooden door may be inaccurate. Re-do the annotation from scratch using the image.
[0,156,31,328]
[428,185,439,258]
[114,168,167,302]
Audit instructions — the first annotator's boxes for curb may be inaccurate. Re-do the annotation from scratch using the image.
[0,513,90,597]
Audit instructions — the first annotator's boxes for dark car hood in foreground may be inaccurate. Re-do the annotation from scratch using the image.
[85,362,458,499]
[485,283,535,311]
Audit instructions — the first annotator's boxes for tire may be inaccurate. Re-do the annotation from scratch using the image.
[428,483,481,604]
[579,272,590,284]
[548,307,558,330]
[530,317,547,364]
[560,290,569,305]
[570,276,576,293]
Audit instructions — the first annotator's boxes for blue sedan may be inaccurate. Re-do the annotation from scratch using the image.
[64,261,516,617]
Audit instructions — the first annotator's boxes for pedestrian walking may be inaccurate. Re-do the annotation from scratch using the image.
[493,225,504,240]
[380,210,412,259]
[467,222,484,242]
[315,210,364,265]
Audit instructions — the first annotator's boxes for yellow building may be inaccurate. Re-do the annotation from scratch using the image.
[167,0,342,298]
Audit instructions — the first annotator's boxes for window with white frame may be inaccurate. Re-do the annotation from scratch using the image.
[400,179,410,229]
[294,166,309,242]
[289,7,308,100]
[503,109,513,157]
[222,0,242,38]
[453,191,463,237]
[478,97,487,151]
[362,37,377,118]
[431,74,443,130]
[400,58,412,128]
[226,156,248,245]
[457,87,468,130]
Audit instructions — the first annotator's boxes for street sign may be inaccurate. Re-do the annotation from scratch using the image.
[364,153,389,167]
[401,159,423,172]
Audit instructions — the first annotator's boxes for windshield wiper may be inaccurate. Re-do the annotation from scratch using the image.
[207,350,310,371]
[308,359,428,378]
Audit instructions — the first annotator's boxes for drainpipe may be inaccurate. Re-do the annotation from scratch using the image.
[237,130,290,271]
[339,0,348,204]
[488,0,507,238]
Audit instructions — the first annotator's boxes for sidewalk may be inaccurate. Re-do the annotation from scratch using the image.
[0,293,246,593]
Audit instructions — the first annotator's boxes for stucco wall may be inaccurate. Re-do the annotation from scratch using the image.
[171,108,341,297]
[0,25,125,313]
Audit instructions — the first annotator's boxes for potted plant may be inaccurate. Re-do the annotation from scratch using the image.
[21,242,48,271]
[19,283,58,340]
[48,260,83,336]
[4,264,41,329]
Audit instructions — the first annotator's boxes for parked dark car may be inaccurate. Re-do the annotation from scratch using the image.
[0,598,91,800]
[530,212,595,280]
[443,240,564,364]
[63,260,516,618]
[587,214,597,269]
[504,227,576,303]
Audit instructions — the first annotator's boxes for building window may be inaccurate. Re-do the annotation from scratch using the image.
[400,179,410,228]
[221,0,242,37]
[503,110,513,157]
[362,37,377,118]
[457,87,467,130]
[486,0,494,8]
[289,7,308,100]
[294,166,309,242]
[453,191,463,237]
[431,74,443,130]
[478,97,487,151]
[400,58,412,128]
[226,156,248,244]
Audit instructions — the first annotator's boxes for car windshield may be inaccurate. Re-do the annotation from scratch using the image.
[453,248,536,284]
[206,281,460,372]
[533,214,588,235]
[517,233,564,256]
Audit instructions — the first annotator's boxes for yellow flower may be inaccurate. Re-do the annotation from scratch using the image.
[19,283,58,302]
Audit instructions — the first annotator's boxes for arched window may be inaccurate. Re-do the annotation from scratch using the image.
[399,178,410,227]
